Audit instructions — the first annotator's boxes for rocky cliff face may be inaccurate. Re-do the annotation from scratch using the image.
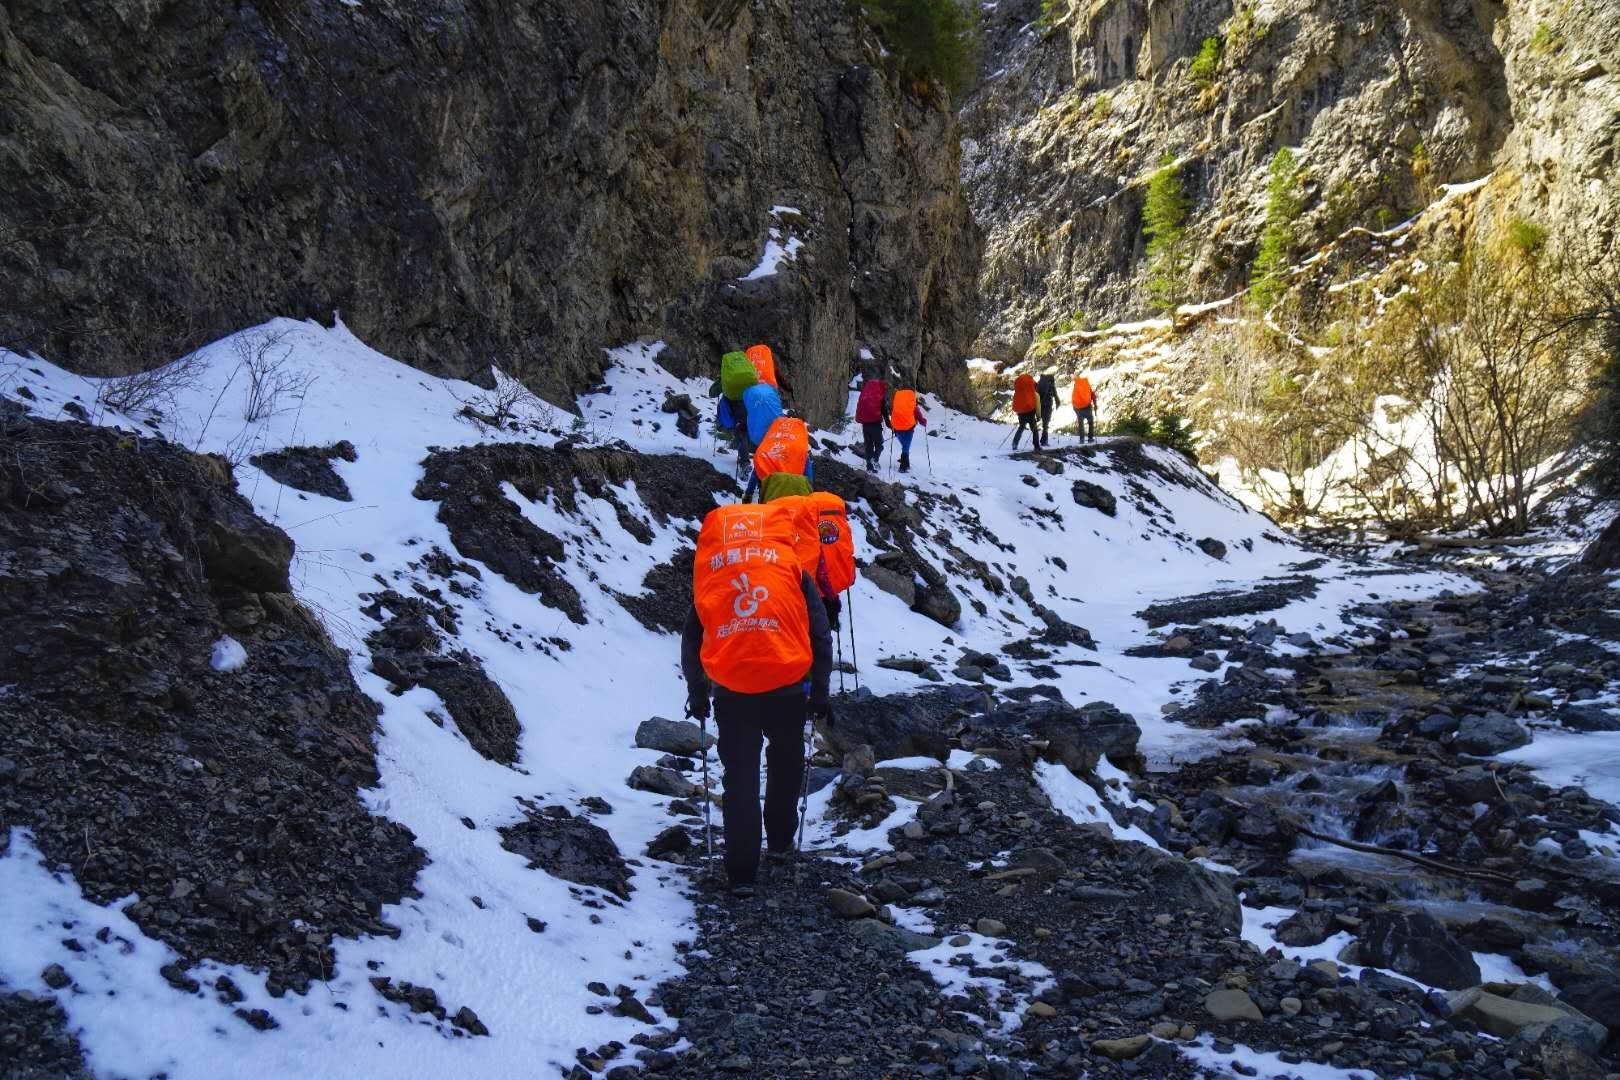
[0,0,980,423]
[962,0,1617,360]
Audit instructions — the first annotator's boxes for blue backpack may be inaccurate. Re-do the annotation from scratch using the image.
[744,383,784,446]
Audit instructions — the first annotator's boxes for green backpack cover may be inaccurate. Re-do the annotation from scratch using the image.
[761,472,812,503]
[720,351,759,401]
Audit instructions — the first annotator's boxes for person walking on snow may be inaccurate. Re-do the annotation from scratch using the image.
[889,386,926,473]
[1010,372,1040,452]
[1036,370,1058,448]
[1072,375,1098,443]
[854,369,889,471]
[683,504,833,897]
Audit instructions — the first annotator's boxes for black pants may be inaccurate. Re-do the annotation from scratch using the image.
[715,691,806,886]
[861,421,885,468]
[1076,406,1095,440]
[1011,411,1039,450]
[1039,403,1054,447]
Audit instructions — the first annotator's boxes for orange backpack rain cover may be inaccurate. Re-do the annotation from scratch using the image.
[753,417,810,480]
[746,344,778,387]
[765,495,821,574]
[891,389,918,431]
[693,504,812,694]
[809,491,856,596]
[1072,377,1094,409]
[1012,374,1037,414]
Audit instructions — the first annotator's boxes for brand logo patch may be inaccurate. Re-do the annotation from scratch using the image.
[730,573,769,618]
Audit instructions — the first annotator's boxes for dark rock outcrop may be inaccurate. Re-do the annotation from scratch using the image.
[250,441,357,502]
[362,589,522,764]
[0,0,980,422]
[413,442,733,625]
[0,414,423,992]
[499,803,631,901]
[822,687,1141,774]
[1351,911,1482,991]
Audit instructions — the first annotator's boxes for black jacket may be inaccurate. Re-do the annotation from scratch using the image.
[1036,374,1058,412]
[681,571,833,706]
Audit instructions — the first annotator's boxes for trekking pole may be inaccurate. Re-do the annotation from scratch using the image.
[924,430,933,477]
[691,706,716,870]
[887,434,895,479]
[847,588,861,691]
[794,709,817,858]
[835,620,846,695]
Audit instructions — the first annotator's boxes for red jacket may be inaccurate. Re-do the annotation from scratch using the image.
[855,379,888,424]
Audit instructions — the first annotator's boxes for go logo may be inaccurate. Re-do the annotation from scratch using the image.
[730,574,770,618]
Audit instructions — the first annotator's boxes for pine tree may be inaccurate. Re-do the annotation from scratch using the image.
[858,0,981,104]
[1143,154,1192,312]
[1249,147,1303,310]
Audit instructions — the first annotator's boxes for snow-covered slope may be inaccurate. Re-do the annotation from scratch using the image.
[0,319,1465,1078]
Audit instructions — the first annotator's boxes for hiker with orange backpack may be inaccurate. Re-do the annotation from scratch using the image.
[682,503,833,897]
[889,385,927,473]
[1072,375,1098,443]
[1010,372,1040,452]
[746,343,780,389]
[746,413,814,502]
[853,368,889,471]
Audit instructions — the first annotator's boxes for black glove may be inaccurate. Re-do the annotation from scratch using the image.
[807,700,831,724]
[685,695,710,721]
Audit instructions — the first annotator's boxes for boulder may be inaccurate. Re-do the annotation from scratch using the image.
[1353,911,1481,990]
[846,918,940,954]
[1275,909,1337,948]
[913,582,962,629]
[1556,705,1620,733]
[825,888,876,919]
[1203,988,1262,1022]
[202,512,295,593]
[634,718,714,757]
[1454,712,1531,756]
[1447,986,1608,1055]
[1195,538,1227,560]
[1071,479,1117,517]
[862,562,917,608]
[628,766,699,799]
[1117,845,1242,936]
[1091,1035,1152,1060]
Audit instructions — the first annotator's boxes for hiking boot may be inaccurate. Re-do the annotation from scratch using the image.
[729,882,757,900]
[766,848,796,867]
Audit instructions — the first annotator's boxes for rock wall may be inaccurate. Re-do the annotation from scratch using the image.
[961,0,1618,360]
[0,0,981,423]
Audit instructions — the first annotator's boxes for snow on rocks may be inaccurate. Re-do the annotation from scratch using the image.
[8,323,1610,1078]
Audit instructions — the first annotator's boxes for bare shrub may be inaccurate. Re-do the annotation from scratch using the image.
[1390,241,1593,534]
[456,369,558,432]
[232,328,312,422]
[97,350,207,416]
[1199,315,1353,521]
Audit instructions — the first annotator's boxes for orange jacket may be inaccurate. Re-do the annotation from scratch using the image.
[1012,374,1038,415]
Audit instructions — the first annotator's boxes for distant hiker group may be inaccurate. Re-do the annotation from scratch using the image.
[1009,369,1097,451]
[855,369,927,474]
